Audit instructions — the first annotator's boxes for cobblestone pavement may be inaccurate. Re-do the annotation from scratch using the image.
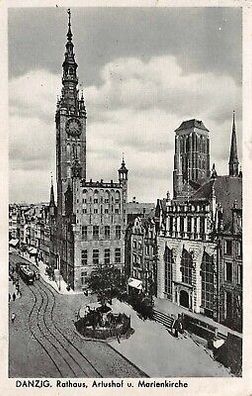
[9,253,146,378]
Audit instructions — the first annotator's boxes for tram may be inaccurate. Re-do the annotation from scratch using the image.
[19,265,35,285]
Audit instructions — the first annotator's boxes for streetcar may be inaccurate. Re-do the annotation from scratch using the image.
[19,264,35,285]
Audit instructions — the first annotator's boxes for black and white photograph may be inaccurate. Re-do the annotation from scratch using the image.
[4,1,251,390]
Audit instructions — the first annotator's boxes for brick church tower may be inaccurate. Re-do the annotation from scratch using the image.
[55,9,87,216]
[173,119,210,199]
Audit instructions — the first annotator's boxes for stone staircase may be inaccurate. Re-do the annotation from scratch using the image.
[153,309,174,329]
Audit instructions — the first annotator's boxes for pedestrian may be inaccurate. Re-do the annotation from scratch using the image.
[11,313,16,323]
[177,314,185,337]
[171,317,179,338]
[12,292,16,302]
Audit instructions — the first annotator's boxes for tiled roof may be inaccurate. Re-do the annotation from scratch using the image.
[175,119,209,132]
[191,175,242,231]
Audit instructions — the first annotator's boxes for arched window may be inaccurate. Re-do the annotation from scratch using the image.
[201,252,215,311]
[180,248,193,285]
[105,190,109,204]
[115,190,120,203]
[67,144,70,161]
[72,143,76,159]
[186,136,190,153]
[164,246,173,299]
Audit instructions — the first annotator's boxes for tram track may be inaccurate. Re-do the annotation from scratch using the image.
[10,253,146,378]
[34,281,102,377]
[27,286,64,377]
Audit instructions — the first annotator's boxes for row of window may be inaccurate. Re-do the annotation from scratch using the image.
[81,225,121,240]
[168,216,205,235]
[164,248,214,310]
[178,134,209,154]
[80,198,121,204]
[164,247,243,312]
[81,248,121,265]
[79,206,121,214]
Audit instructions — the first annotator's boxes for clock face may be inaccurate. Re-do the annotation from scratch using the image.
[66,118,81,137]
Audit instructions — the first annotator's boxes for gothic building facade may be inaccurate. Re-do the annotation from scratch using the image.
[49,11,128,291]
[156,113,242,331]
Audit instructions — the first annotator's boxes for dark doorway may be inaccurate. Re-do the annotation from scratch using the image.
[180,290,189,308]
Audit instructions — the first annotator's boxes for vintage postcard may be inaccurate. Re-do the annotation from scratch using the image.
[1,0,252,395]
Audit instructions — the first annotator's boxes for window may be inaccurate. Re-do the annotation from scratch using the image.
[82,225,87,240]
[104,249,110,265]
[104,226,110,239]
[93,249,99,265]
[94,208,98,214]
[81,271,87,285]
[169,216,173,234]
[94,199,98,204]
[164,246,173,299]
[115,208,119,214]
[133,254,140,267]
[81,250,88,266]
[115,248,121,264]
[237,241,242,258]
[82,208,87,214]
[201,252,214,311]
[225,240,232,255]
[105,191,109,203]
[116,225,121,239]
[180,217,184,234]
[104,208,109,214]
[93,226,99,240]
[115,191,120,203]
[187,217,192,234]
[83,198,87,203]
[180,249,193,285]
[237,265,242,286]
[226,262,232,282]
[200,217,205,236]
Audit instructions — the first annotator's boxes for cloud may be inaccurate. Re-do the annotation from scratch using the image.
[9,54,242,203]
[9,7,241,85]
[9,70,61,122]
[85,56,241,119]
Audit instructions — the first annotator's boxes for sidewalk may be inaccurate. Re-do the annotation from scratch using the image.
[19,252,83,296]
[109,299,231,377]
[153,297,242,338]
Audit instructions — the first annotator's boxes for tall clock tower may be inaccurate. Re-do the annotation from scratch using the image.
[55,9,86,215]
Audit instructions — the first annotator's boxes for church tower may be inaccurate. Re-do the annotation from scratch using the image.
[173,119,210,199]
[55,9,87,216]
[229,110,239,177]
[118,154,128,205]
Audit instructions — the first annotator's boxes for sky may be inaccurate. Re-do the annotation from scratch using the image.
[8,7,242,204]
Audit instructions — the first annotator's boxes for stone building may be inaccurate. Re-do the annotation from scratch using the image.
[125,212,157,298]
[156,112,242,331]
[49,11,128,291]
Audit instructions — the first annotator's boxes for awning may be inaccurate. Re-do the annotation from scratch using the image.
[28,247,38,255]
[9,239,19,247]
[128,277,143,290]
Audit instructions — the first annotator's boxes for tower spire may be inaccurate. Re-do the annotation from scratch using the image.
[67,8,72,41]
[61,8,78,108]
[49,174,55,207]
[229,110,239,177]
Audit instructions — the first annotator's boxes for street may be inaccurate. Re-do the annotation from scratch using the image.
[9,252,146,378]
[9,252,231,378]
